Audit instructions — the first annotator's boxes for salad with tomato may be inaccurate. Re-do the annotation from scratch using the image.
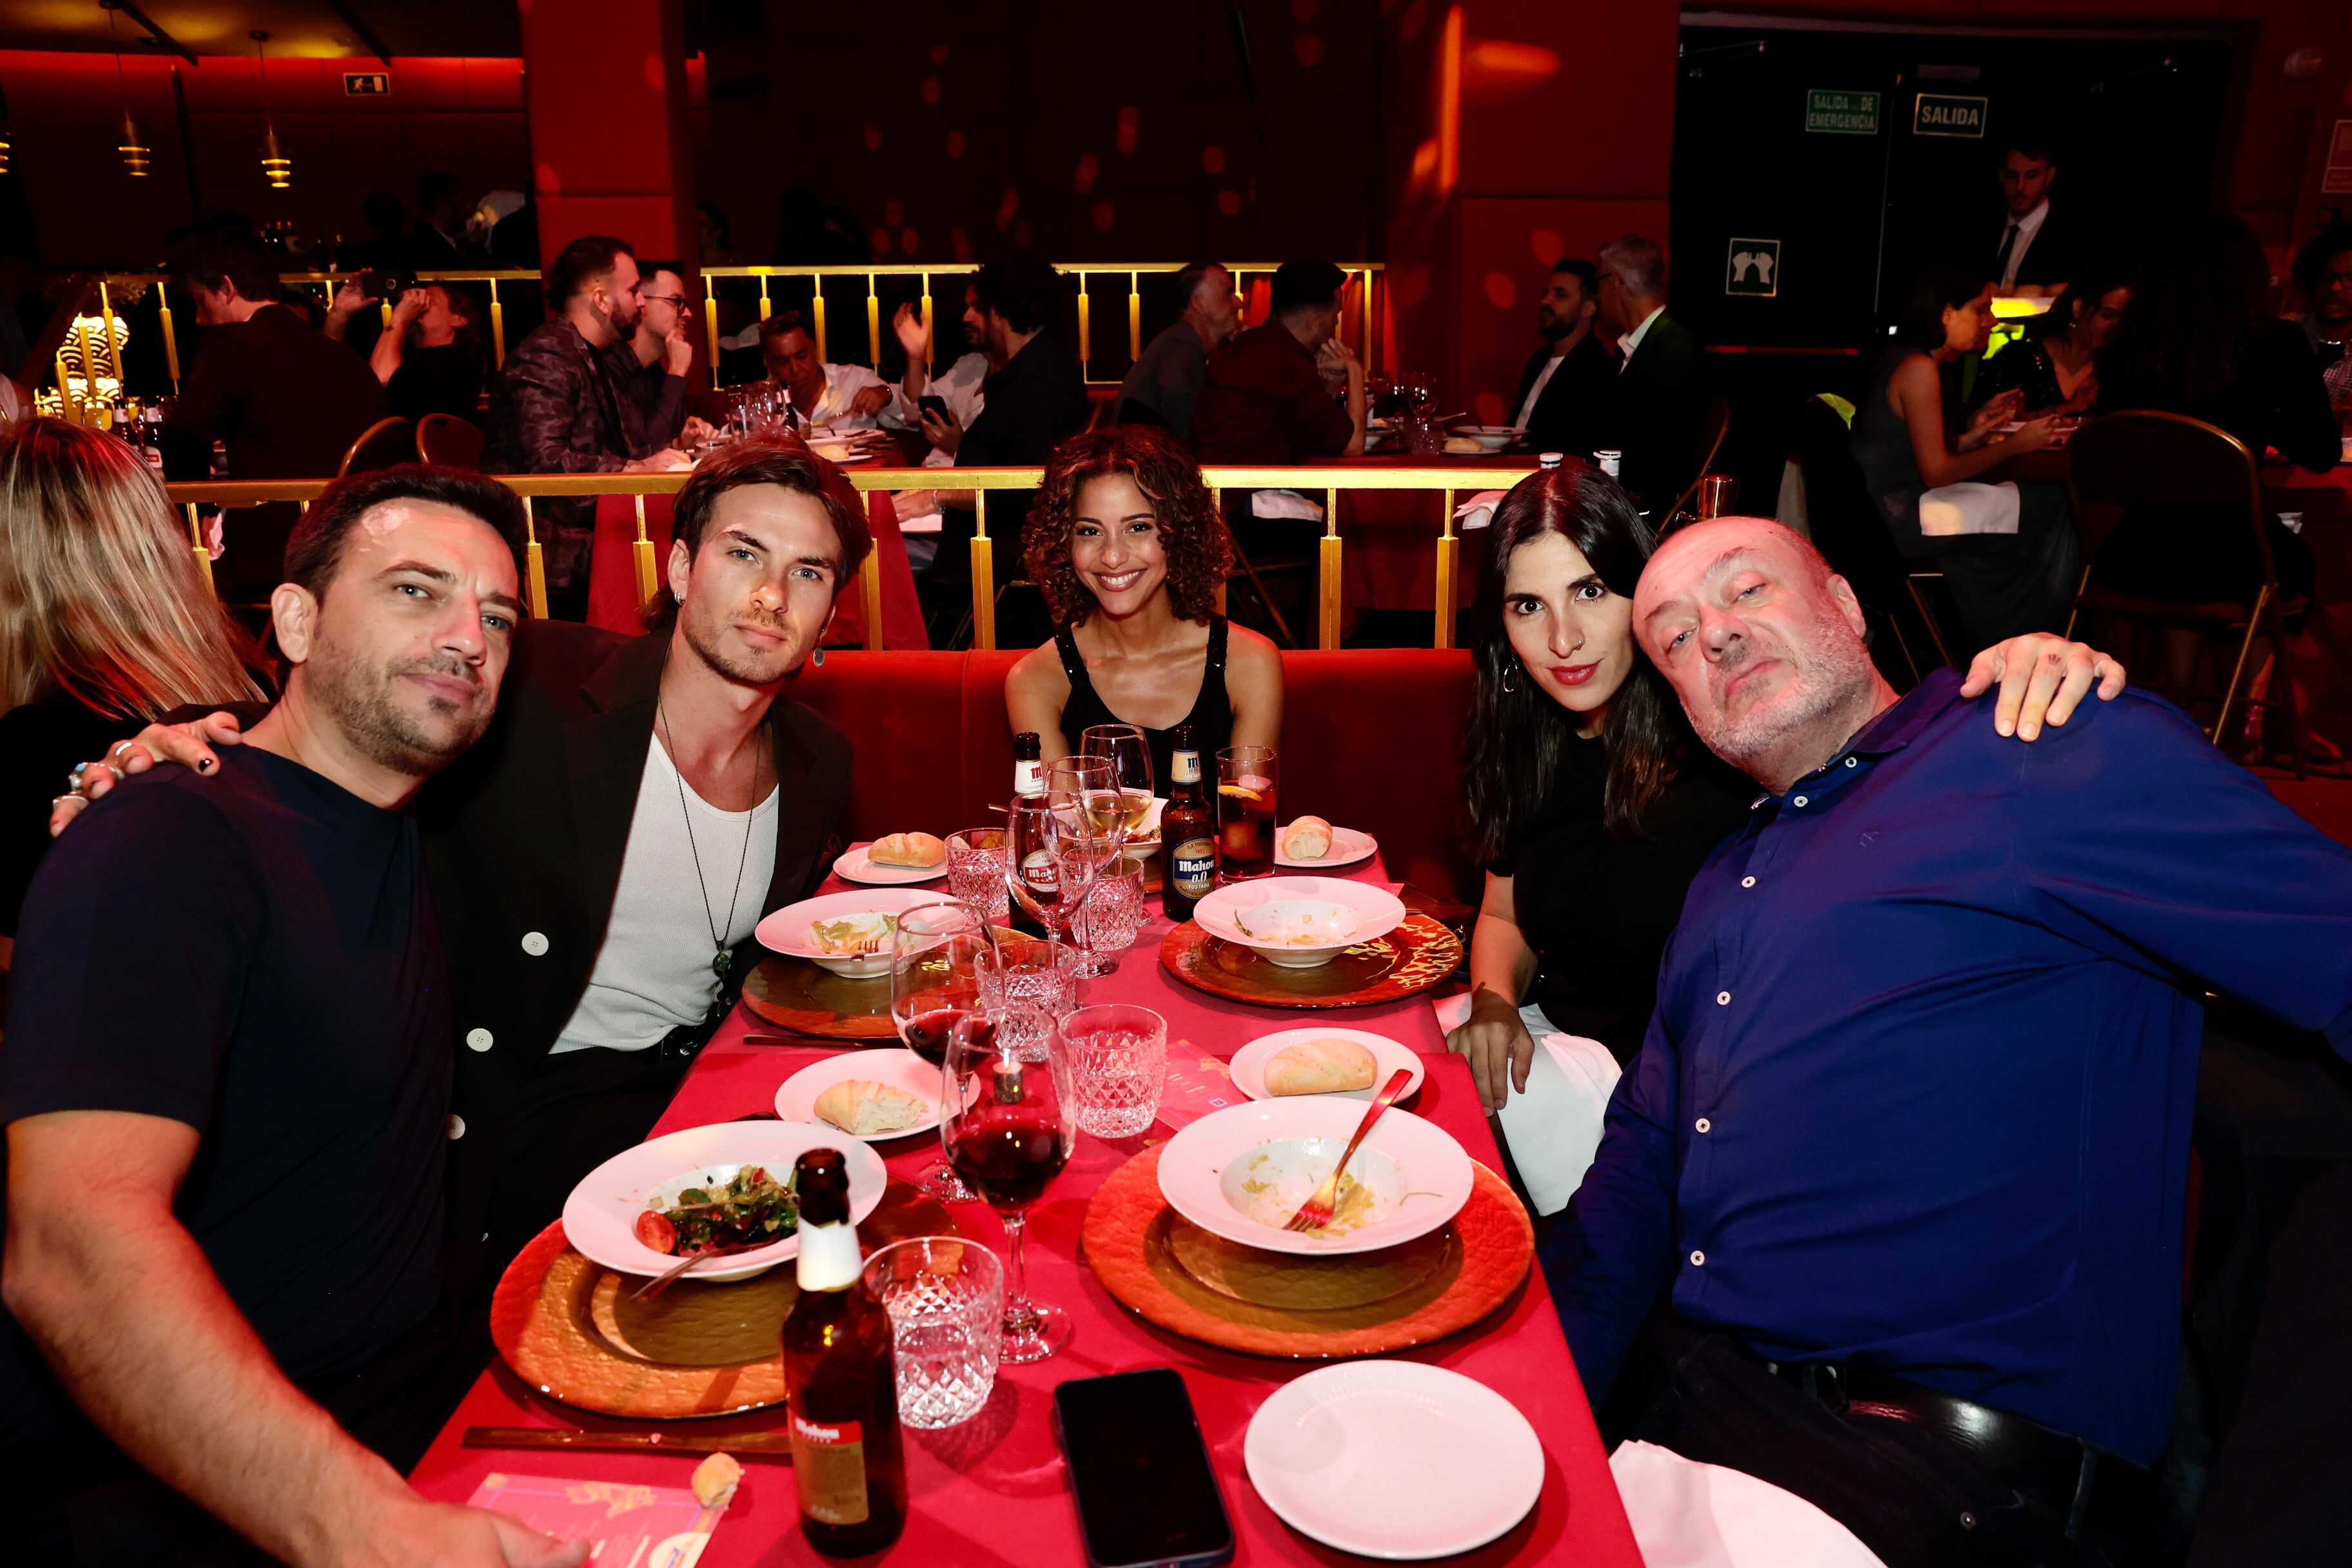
[633,1164,800,1256]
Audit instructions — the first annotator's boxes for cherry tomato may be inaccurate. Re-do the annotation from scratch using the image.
[635,1210,677,1253]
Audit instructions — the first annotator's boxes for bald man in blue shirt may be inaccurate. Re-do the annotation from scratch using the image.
[1547,516,2352,1565]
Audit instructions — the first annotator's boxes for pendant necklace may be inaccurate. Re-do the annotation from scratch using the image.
[658,698,764,980]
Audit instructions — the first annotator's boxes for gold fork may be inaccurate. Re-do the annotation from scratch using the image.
[1284,1068,1416,1232]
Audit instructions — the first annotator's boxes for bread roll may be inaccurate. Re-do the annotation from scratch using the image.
[869,831,946,868]
[813,1078,928,1135]
[1280,816,1333,859]
[1264,1037,1377,1095]
[1443,435,1483,455]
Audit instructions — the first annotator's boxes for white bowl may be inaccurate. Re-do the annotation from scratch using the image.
[562,1121,887,1280]
[1455,425,1520,453]
[1191,876,1407,968]
[756,887,943,977]
[1155,1099,1472,1256]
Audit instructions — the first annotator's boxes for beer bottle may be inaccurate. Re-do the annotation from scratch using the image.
[781,1148,906,1555]
[1012,730,1044,801]
[1161,724,1217,922]
[1009,732,1050,936]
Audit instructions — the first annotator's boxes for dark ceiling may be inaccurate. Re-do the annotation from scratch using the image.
[0,2,520,63]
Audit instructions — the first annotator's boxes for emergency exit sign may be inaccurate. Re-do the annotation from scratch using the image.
[1805,90,1879,135]
[343,72,390,97]
[1914,93,1986,138]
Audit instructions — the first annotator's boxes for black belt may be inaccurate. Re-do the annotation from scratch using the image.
[1742,1349,2146,1539]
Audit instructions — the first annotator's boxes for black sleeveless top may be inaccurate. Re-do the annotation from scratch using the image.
[1054,616,1234,797]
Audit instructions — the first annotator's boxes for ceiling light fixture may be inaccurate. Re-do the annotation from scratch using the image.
[104,3,150,177]
[251,30,290,188]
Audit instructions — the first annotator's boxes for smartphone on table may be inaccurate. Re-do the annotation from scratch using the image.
[1053,1367,1235,1568]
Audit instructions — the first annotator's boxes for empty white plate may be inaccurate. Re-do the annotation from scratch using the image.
[774,1048,956,1141]
[833,843,948,886]
[1230,1026,1424,1104]
[1274,823,1378,870]
[1246,1360,1544,1560]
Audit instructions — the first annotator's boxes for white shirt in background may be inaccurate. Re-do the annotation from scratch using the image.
[908,351,990,468]
[801,362,894,429]
[551,742,779,1054]
[1514,348,1570,429]
[1996,198,2052,288]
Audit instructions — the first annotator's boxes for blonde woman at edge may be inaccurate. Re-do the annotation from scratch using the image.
[0,418,270,970]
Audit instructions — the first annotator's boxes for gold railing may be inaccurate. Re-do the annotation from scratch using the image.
[701,262,1384,385]
[162,458,1521,652]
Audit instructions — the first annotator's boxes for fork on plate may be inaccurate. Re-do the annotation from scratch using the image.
[1284,1067,1415,1232]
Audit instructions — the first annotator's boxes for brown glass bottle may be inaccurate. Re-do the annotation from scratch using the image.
[781,1148,906,1554]
[1161,724,1217,921]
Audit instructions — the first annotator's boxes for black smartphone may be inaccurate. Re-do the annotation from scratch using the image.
[358,270,413,302]
[1053,1369,1235,1568]
[917,393,951,420]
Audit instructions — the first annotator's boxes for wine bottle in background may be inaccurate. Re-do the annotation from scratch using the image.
[1009,731,1050,936]
[1161,724,1216,923]
[781,1148,906,1556]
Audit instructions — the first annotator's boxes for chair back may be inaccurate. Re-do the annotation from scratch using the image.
[2064,409,2268,574]
[1660,395,1733,529]
[416,411,486,469]
[338,415,417,478]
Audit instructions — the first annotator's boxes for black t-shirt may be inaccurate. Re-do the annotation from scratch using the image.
[387,341,484,426]
[0,746,451,1440]
[0,694,144,939]
[1491,737,1753,1063]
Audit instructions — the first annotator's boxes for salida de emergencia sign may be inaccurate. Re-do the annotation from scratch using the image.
[1805,90,1880,135]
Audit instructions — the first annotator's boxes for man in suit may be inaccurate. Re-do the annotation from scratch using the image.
[1510,259,1612,458]
[1992,136,2075,299]
[1596,234,1709,513]
[59,440,867,1305]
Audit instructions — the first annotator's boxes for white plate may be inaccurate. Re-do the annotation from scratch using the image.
[562,1122,888,1281]
[756,887,945,977]
[1191,876,1407,969]
[774,1048,959,1141]
[833,843,948,886]
[1245,1361,1544,1560]
[1155,1099,1471,1256]
[1273,823,1378,870]
[1230,1027,1424,1104]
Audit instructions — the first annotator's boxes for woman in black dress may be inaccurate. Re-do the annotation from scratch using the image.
[1006,425,1282,792]
[1447,464,2123,1112]
[1979,268,2130,415]
[0,418,271,966]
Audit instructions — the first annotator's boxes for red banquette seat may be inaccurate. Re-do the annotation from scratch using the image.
[786,649,1479,902]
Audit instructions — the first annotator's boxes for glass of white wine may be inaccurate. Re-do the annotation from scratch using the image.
[1078,724,1155,843]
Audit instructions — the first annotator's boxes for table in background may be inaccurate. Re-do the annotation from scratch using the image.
[409,851,1643,1567]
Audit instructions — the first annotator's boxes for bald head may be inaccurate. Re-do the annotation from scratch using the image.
[1633,516,1896,791]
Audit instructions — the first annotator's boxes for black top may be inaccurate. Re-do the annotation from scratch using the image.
[386,340,484,426]
[957,333,1092,469]
[0,747,450,1442]
[1975,335,2075,413]
[1490,737,1754,1063]
[0,694,143,939]
[1512,333,1612,459]
[1054,616,1233,797]
[1992,203,2078,290]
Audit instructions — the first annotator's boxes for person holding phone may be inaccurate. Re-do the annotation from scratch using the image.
[886,289,992,566]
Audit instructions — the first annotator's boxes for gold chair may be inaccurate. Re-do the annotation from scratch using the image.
[2064,409,2306,775]
[416,411,485,469]
[338,416,416,478]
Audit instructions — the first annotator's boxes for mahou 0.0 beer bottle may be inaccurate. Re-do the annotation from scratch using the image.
[782,1148,906,1554]
[1161,725,1217,921]
[1009,731,1051,936]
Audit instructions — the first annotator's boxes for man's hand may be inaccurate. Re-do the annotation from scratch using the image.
[339,1496,589,1568]
[1961,635,2127,740]
[894,489,940,520]
[678,415,718,449]
[922,406,964,455]
[849,384,892,418]
[623,449,693,475]
[1445,986,1535,1112]
[51,714,245,837]
[389,290,429,331]
[892,301,930,361]
[662,326,695,378]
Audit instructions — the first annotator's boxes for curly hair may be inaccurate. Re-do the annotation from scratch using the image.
[1024,426,1233,627]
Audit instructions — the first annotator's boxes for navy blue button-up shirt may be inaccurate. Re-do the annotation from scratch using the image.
[1544,670,2352,1462]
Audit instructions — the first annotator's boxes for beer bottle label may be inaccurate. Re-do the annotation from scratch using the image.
[1171,749,1200,785]
[1171,836,1217,898]
[1014,760,1043,797]
[789,1411,870,1525]
[1021,848,1058,894]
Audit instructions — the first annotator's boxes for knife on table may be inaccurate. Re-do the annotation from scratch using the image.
[464,1427,792,1461]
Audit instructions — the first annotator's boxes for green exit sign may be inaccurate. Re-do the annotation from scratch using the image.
[1806,89,1879,135]
[1914,93,1987,138]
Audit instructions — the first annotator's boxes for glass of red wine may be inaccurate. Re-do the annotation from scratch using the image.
[890,900,988,1202]
[942,1001,1076,1364]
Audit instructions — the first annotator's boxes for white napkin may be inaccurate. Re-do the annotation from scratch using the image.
[1917,480,2020,537]
[1609,1442,1886,1567]
[1455,489,1508,532]
[1251,489,1326,523]
[1429,993,1620,1216]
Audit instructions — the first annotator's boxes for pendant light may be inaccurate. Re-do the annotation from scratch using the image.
[252,31,291,188]
[104,3,149,177]
[0,83,14,175]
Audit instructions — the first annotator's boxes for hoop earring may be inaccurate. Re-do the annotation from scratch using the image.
[1500,661,1519,695]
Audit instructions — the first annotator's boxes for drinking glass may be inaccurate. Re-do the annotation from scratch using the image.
[1044,756,1129,977]
[861,1237,1004,1429]
[945,826,1010,928]
[1216,744,1279,882]
[943,1004,1076,1363]
[974,933,1077,1055]
[1063,1003,1168,1138]
[1077,724,1155,839]
[889,901,988,1201]
[1074,852,1145,955]
[1404,369,1436,415]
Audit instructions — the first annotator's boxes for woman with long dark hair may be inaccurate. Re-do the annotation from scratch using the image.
[1446,464,2121,1123]
[1979,266,2130,415]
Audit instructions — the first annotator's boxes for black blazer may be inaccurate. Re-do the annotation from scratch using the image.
[1996,204,2078,290]
[1511,333,1612,458]
[1605,311,1709,509]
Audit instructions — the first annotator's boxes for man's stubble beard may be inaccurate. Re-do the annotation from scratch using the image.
[1686,605,1877,781]
[310,631,491,778]
[681,595,803,689]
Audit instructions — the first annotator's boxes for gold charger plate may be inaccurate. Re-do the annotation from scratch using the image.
[1083,1144,1531,1358]
[741,953,899,1041]
[491,1180,959,1419]
[1158,910,1464,1009]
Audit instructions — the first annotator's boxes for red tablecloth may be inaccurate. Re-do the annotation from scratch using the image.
[408,852,1641,1567]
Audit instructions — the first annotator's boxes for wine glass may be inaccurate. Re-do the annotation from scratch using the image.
[1078,723,1155,841]
[943,1003,1076,1363]
[1044,756,1130,978]
[889,901,988,1202]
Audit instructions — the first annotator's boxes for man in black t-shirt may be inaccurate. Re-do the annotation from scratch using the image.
[0,468,584,1568]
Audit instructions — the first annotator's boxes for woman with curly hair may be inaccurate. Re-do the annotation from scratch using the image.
[1006,425,1282,789]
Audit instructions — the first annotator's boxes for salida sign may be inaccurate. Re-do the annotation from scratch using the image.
[1914,93,1986,138]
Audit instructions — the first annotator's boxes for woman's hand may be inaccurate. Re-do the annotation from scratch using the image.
[1960,635,2126,740]
[1958,387,2023,450]
[2003,413,2059,455]
[1446,986,1536,1112]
